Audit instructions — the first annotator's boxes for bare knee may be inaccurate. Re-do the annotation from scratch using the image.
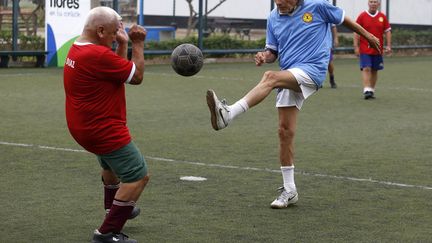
[126,175,150,191]
[263,70,277,81]
[101,169,119,185]
[116,175,150,201]
[138,175,150,188]
[278,125,295,142]
[143,174,150,183]
[261,71,278,87]
[362,67,372,72]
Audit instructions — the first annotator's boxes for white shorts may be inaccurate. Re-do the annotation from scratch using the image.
[275,68,318,110]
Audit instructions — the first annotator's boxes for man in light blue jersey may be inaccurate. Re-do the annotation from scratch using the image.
[206,0,380,208]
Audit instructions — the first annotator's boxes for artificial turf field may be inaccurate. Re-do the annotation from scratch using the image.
[1,56,431,242]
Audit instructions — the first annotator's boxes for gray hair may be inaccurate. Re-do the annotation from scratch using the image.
[84,6,122,27]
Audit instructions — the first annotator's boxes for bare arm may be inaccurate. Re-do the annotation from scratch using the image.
[331,25,339,47]
[116,43,128,59]
[255,50,277,66]
[128,24,146,85]
[353,32,360,56]
[385,30,392,54]
[115,22,129,59]
[343,16,381,54]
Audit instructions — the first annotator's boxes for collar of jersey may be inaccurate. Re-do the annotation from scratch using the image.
[74,41,95,46]
[278,0,304,16]
[366,10,379,17]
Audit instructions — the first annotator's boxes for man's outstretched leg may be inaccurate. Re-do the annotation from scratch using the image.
[206,70,301,131]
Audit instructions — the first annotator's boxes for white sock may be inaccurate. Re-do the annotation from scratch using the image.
[281,166,296,192]
[363,87,374,93]
[228,98,249,121]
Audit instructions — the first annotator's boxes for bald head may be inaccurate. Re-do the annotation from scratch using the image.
[79,6,123,46]
[84,6,121,30]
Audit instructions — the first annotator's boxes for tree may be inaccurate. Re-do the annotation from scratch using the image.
[185,0,227,36]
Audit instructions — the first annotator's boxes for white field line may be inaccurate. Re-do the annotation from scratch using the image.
[0,73,51,77]
[1,71,431,92]
[145,72,432,93]
[1,140,431,191]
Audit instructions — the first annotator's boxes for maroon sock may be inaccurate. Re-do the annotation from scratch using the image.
[98,199,135,234]
[104,184,120,210]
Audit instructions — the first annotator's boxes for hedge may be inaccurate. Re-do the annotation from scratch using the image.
[1,28,431,53]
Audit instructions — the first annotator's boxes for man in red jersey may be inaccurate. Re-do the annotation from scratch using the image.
[354,0,391,99]
[64,6,148,243]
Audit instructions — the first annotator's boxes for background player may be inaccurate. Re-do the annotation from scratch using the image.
[354,0,392,99]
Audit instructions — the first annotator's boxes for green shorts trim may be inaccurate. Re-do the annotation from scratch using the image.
[97,141,148,183]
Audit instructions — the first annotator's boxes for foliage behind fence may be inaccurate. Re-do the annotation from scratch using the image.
[1,28,431,53]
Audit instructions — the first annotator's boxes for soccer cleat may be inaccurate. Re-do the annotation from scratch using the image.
[364,91,375,100]
[330,81,337,89]
[270,187,298,209]
[105,207,141,220]
[92,230,137,243]
[206,89,230,130]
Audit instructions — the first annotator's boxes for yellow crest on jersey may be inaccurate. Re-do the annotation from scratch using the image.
[303,12,313,23]
[379,17,384,22]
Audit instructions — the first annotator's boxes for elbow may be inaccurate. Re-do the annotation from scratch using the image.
[130,72,144,85]
[130,65,144,85]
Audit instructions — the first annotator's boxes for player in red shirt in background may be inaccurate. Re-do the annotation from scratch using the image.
[354,0,391,99]
[64,6,148,243]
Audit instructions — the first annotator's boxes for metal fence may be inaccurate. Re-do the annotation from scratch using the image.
[1,0,432,64]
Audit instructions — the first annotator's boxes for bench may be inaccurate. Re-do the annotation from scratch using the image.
[145,26,176,42]
[206,18,253,40]
[125,26,176,42]
[0,9,38,36]
[0,50,47,67]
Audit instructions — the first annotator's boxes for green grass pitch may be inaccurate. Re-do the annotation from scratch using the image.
[1,56,432,242]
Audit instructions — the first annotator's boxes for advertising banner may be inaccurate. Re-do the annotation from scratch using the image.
[45,0,90,67]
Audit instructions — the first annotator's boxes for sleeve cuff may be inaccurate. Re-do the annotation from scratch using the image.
[125,63,136,84]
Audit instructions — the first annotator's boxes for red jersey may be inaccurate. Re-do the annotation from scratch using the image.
[356,11,391,55]
[64,42,135,154]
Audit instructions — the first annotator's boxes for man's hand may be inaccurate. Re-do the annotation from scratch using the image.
[128,24,147,44]
[116,22,129,45]
[128,24,146,84]
[354,46,360,56]
[115,22,130,59]
[255,50,277,66]
[384,46,392,56]
[367,34,381,54]
[255,51,266,66]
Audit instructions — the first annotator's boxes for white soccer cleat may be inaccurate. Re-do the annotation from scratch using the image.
[206,89,230,131]
[270,187,298,209]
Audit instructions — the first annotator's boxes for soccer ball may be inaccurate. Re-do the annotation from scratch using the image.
[171,43,204,76]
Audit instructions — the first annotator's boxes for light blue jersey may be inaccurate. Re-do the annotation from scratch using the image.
[266,0,345,87]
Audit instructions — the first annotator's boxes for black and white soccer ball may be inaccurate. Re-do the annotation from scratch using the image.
[171,43,204,76]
